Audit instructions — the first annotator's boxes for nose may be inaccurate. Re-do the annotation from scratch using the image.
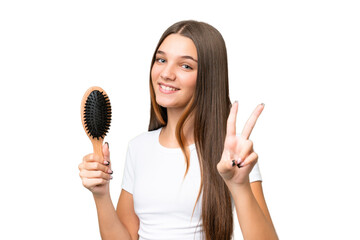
[160,64,176,81]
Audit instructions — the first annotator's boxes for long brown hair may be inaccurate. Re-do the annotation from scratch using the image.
[148,20,232,240]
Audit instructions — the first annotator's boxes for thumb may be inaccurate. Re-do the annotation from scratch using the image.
[103,142,110,162]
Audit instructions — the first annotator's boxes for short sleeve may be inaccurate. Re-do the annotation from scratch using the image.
[121,143,135,194]
[249,162,262,182]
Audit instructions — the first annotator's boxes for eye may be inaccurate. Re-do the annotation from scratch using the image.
[156,58,166,64]
[182,64,193,70]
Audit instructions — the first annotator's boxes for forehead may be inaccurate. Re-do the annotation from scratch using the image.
[158,34,197,58]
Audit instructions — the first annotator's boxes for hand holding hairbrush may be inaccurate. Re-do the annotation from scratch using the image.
[79,86,113,195]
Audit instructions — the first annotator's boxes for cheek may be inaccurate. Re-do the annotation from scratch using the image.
[152,63,164,77]
[190,75,197,89]
[151,65,159,87]
[180,72,197,91]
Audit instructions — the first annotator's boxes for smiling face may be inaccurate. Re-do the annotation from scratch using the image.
[151,34,198,112]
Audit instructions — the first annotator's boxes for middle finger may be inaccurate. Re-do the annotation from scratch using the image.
[80,169,112,180]
[237,139,254,164]
[84,161,112,174]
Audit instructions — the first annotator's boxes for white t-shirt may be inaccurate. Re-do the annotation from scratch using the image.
[121,128,262,240]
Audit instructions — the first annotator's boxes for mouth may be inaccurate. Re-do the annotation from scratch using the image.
[158,83,180,93]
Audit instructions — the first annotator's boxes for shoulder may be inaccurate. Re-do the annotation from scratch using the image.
[128,128,161,149]
[125,128,161,165]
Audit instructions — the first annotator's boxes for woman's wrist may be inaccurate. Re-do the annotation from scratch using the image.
[226,180,252,199]
[93,192,111,203]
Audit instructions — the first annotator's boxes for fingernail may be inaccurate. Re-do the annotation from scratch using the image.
[108,169,113,174]
[240,161,246,167]
[105,142,109,149]
[261,103,265,106]
[232,160,236,167]
[237,157,242,164]
[104,160,110,165]
[110,176,113,180]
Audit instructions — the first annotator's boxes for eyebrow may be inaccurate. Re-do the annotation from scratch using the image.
[156,50,198,63]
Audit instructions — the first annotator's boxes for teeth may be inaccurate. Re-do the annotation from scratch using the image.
[160,84,178,91]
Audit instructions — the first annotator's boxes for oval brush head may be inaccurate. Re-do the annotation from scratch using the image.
[81,86,112,157]
[84,90,111,139]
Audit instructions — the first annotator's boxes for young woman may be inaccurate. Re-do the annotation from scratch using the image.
[79,20,278,240]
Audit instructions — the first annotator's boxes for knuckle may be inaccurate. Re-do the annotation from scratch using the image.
[83,153,92,162]
[88,162,98,171]
[82,179,87,187]
[83,162,89,170]
[95,162,101,169]
[96,171,103,178]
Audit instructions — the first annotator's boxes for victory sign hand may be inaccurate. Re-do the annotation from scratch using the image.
[217,102,264,187]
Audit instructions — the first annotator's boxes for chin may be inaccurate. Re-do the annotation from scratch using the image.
[155,95,190,110]
[156,99,179,109]
[156,101,173,108]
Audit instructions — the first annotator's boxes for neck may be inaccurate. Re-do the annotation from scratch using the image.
[160,107,195,148]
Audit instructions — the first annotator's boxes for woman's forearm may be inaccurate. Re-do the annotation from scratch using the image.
[93,194,132,240]
[229,183,278,240]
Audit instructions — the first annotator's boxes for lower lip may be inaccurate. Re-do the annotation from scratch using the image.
[158,85,179,94]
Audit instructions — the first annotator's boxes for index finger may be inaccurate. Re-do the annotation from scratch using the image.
[241,103,265,139]
[83,153,102,163]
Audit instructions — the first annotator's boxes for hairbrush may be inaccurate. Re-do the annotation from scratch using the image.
[80,86,112,159]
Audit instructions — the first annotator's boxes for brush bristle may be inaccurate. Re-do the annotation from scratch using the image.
[84,90,112,140]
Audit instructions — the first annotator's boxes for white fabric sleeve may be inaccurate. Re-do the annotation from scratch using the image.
[121,143,135,194]
[249,162,262,182]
